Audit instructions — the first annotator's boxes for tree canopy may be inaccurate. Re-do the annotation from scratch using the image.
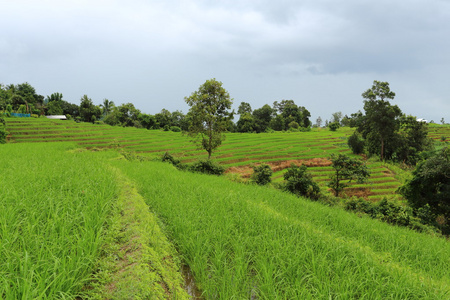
[328,154,370,197]
[184,78,234,159]
[399,148,450,234]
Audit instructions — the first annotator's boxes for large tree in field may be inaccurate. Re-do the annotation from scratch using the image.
[360,80,402,161]
[328,154,370,197]
[185,78,233,159]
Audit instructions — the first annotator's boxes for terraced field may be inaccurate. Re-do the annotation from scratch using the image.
[5,117,415,201]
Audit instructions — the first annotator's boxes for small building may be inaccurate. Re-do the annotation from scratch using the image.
[416,118,428,123]
[46,115,67,120]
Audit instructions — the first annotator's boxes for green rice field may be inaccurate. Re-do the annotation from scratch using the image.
[4,117,417,201]
[1,120,450,298]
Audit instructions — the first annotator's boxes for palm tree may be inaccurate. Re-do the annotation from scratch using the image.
[101,99,115,116]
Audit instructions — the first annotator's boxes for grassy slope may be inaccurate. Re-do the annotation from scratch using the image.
[113,159,450,299]
[0,143,188,299]
[5,118,411,201]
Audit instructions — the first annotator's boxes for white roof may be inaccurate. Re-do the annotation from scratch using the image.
[46,115,67,120]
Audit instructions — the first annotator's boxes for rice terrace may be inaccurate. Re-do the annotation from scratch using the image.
[1,80,450,299]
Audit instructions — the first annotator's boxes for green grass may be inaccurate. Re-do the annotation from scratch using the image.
[112,159,450,299]
[0,143,118,298]
[0,143,188,299]
[6,118,447,201]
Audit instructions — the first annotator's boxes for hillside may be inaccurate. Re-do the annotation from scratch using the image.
[4,117,421,201]
[1,141,449,298]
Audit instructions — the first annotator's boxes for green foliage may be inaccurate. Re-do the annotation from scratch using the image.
[282,163,320,199]
[184,78,233,159]
[189,159,225,175]
[328,154,370,197]
[399,147,450,234]
[344,197,436,233]
[170,126,181,132]
[347,131,365,154]
[273,100,311,129]
[237,102,252,115]
[251,163,273,185]
[359,80,402,160]
[79,95,101,122]
[236,113,256,133]
[161,151,181,167]
[328,121,340,131]
[288,120,299,129]
[0,126,8,144]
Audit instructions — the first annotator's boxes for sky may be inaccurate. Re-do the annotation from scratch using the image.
[1,0,449,123]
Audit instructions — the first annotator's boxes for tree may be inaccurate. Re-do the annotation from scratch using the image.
[101,99,115,116]
[315,116,322,128]
[331,111,342,124]
[282,163,320,199]
[236,113,256,132]
[46,92,63,103]
[360,80,402,160]
[399,148,450,234]
[47,100,63,115]
[441,118,446,125]
[184,78,233,159]
[328,122,340,131]
[395,115,433,165]
[273,100,311,130]
[79,95,101,122]
[237,102,252,115]
[328,154,370,197]
[252,104,274,132]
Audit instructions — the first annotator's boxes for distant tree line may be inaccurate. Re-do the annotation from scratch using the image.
[0,82,313,134]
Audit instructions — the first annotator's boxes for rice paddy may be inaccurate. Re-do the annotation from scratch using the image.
[4,117,412,201]
[2,118,450,299]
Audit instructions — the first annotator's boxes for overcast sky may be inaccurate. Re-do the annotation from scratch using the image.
[1,0,449,123]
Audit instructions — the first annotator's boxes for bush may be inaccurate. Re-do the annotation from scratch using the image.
[251,164,273,185]
[163,125,170,131]
[161,152,181,166]
[189,159,225,175]
[328,122,340,131]
[0,126,8,144]
[170,126,181,132]
[282,163,320,199]
[347,131,365,154]
[31,114,39,118]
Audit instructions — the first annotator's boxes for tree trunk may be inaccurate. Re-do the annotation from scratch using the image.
[381,138,385,161]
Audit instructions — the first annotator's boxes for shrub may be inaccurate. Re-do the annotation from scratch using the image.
[251,164,273,185]
[328,122,340,131]
[288,121,299,130]
[161,152,181,167]
[0,126,8,144]
[347,131,365,154]
[282,163,320,199]
[170,126,181,132]
[189,159,225,176]
[163,125,170,131]
[31,114,39,118]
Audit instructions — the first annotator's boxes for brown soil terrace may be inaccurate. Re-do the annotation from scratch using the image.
[226,158,332,178]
